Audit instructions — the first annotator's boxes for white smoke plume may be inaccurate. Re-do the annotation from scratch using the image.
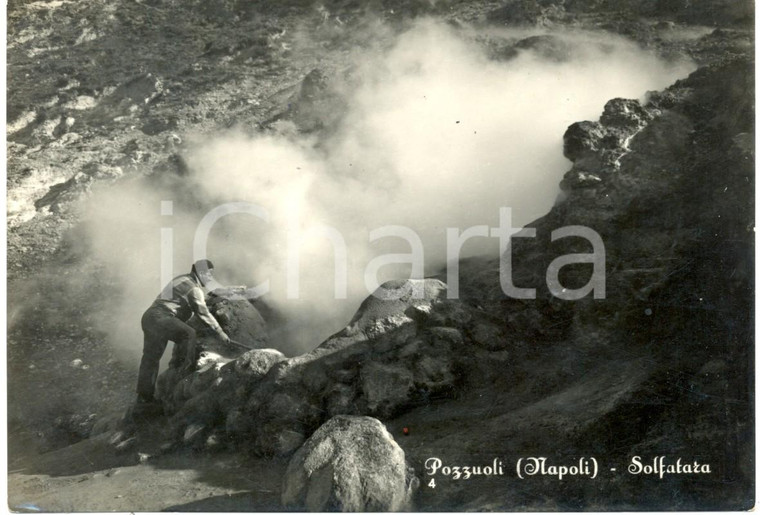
[82,19,695,358]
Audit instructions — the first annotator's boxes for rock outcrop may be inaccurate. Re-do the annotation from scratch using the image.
[282,415,417,511]
[155,278,510,456]
[444,55,754,509]
[146,55,753,510]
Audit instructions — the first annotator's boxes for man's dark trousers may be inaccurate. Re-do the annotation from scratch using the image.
[136,307,195,401]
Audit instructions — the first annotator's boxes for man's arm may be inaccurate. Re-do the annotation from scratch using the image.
[187,287,230,342]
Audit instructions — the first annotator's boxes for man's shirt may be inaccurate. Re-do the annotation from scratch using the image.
[151,273,225,337]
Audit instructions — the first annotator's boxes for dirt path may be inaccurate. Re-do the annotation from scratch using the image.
[8,413,288,512]
[9,447,286,512]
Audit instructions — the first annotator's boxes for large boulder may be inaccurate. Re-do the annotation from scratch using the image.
[192,296,269,358]
[282,415,418,512]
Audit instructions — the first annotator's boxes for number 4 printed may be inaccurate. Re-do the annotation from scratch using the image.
[428,478,436,488]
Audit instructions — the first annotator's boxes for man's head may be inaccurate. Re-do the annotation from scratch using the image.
[191,259,215,286]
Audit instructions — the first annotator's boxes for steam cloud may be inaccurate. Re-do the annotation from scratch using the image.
[82,20,695,358]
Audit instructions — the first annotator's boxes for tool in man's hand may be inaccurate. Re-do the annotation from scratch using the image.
[226,338,254,351]
[195,327,255,351]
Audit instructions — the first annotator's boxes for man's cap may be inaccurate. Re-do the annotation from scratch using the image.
[192,259,214,275]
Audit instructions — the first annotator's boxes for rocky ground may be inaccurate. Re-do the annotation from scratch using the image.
[6,0,754,512]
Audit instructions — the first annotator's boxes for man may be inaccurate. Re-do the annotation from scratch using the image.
[136,259,230,406]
